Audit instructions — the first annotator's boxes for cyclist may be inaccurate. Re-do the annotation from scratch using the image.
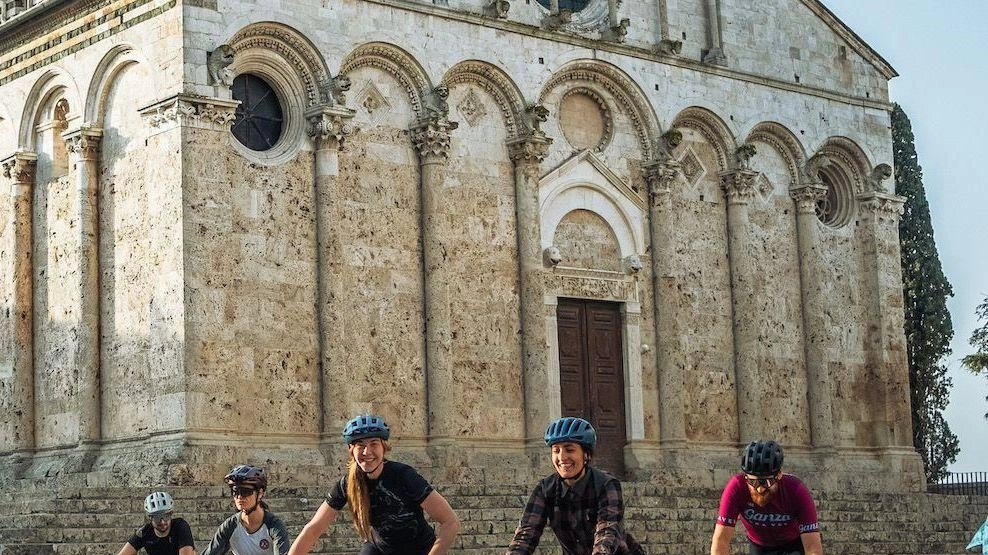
[201,464,291,555]
[117,491,195,555]
[506,416,645,555]
[711,440,823,555]
[287,414,460,555]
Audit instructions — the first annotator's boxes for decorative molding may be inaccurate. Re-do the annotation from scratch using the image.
[559,86,613,152]
[410,116,458,161]
[539,60,656,160]
[746,122,805,188]
[678,147,705,186]
[642,159,680,201]
[62,125,103,159]
[455,87,488,127]
[229,23,331,108]
[857,191,905,222]
[1,151,38,183]
[341,43,430,118]
[444,61,525,137]
[541,148,646,212]
[789,183,828,215]
[139,94,239,132]
[719,168,759,205]
[306,105,358,149]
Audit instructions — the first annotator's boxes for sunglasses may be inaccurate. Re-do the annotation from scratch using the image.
[745,475,779,489]
[150,512,173,524]
[230,486,257,498]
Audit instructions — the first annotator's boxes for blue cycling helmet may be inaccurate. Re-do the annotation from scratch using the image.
[741,440,784,476]
[342,414,390,444]
[544,417,597,450]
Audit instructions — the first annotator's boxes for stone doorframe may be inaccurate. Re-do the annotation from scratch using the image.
[544,291,645,444]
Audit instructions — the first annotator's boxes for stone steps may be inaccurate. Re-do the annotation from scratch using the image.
[1,484,986,555]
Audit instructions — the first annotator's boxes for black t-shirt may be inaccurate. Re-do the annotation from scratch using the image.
[128,517,195,555]
[327,461,436,555]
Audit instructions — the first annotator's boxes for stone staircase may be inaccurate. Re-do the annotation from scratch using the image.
[1,482,986,555]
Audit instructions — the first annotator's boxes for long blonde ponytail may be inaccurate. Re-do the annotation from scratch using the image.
[346,441,391,542]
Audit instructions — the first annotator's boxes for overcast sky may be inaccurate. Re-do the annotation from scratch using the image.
[821,0,988,473]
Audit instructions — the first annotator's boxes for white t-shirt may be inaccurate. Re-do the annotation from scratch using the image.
[229,520,277,555]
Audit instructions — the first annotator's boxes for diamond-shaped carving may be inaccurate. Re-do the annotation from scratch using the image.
[457,88,487,127]
[356,80,391,120]
[755,173,773,201]
[679,148,705,185]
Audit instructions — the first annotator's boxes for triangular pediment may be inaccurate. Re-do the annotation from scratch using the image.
[540,149,645,212]
[803,0,897,79]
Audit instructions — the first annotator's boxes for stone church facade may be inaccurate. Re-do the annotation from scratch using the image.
[0,0,921,493]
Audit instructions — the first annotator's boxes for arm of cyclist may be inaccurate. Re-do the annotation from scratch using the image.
[801,531,823,555]
[287,501,341,555]
[199,515,238,555]
[421,490,460,555]
[265,512,292,555]
[591,477,628,554]
[710,523,735,555]
[505,482,549,555]
[116,543,138,555]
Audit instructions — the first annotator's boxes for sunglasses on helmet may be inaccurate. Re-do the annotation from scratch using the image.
[150,512,173,524]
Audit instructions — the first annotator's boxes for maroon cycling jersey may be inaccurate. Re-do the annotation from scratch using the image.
[716,473,820,547]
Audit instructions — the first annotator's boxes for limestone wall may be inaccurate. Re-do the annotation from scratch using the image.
[0,0,921,491]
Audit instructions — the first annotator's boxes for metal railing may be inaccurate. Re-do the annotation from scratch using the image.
[929,472,988,496]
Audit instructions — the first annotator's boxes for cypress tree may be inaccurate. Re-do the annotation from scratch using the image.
[961,297,988,418]
[893,103,958,482]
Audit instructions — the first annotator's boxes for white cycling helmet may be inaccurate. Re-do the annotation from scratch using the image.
[144,491,174,514]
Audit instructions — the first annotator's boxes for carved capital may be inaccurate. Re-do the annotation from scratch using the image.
[140,94,240,132]
[62,126,103,159]
[857,191,906,223]
[306,105,358,149]
[1,152,38,184]
[410,117,458,161]
[719,168,759,205]
[789,184,828,215]
[642,159,680,201]
[507,134,551,170]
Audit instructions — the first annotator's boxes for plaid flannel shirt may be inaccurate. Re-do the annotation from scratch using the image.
[506,467,645,555]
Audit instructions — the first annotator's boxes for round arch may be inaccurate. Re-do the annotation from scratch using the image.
[18,68,83,149]
[442,60,527,139]
[340,42,432,120]
[540,179,645,257]
[671,106,736,172]
[538,59,660,160]
[744,121,807,188]
[84,44,156,126]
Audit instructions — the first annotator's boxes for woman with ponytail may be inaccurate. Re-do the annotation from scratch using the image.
[287,414,460,555]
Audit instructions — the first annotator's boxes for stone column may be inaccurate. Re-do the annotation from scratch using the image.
[305,104,356,442]
[720,162,759,442]
[642,157,688,446]
[2,151,38,455]
[789,183,834,448]
[411,115,458,440]
[63,126,103,445]
[702,0,727,65]
[857,189,910,447]
[507,132,551,442]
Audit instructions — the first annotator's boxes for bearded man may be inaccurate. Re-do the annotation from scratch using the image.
[710,440,823,555]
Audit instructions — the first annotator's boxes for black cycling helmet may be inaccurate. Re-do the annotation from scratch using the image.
[342,414,390,444]
[224,464,268,490]
[544,417,597,451]
[741,440,784,476]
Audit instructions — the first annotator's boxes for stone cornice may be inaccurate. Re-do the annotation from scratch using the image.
[358,0,892,111]
[1,151,39,184]
[800,0,898,79]
[139,94,240,133]
[719,168,759,205]
[305,105,358,149]
[410,117,458,161]
[857,191,906,222]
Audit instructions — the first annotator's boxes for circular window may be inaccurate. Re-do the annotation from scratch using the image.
[231,74,284,151]
[815,170,852,227]
[536,0,590,11]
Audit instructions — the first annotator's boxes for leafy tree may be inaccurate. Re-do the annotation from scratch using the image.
[893,103,958,482]
[961,297,988,418]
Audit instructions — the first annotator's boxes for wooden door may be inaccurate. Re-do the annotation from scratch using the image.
[556,298,626,475]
